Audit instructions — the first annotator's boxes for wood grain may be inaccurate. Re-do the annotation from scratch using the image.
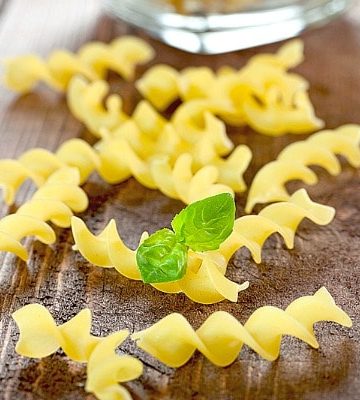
[0,1,359,400]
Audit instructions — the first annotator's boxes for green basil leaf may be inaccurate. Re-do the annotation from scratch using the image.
[136,228,188,283]
[171,193,235,251]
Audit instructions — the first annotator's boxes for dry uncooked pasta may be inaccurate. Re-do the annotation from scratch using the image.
[246,124,360,212]
[12,304,142,400]
[67,75,232,151]
[0,167,88,261]
[71,216,249,304]
[136,40,323,136]
[3,36,154,93]
[71,188,334,304]
[67,76,252,196]
[0,138,99,205]
[0,129,247,208]
[132,287,352,367]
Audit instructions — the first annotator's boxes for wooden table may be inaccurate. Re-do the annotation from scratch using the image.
[0,1,359,399]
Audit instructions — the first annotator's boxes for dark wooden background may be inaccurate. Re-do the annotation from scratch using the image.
[0,1,359,399]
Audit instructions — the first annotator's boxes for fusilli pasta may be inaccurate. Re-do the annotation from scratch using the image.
[66,77,251,198]
[0,139,99,205]
[132,287,352,367]
[4,36,154,93]
[0,125,246,207]
[12,304,142,400]
[136,40,323,136]
[246,124,360,212]
[71,189,334,303]
[0,167,88,260]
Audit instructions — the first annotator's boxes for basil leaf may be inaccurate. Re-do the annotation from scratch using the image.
[172,193,235,251]
[136,228,188,283]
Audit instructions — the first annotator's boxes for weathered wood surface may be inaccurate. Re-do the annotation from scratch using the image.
[0,1,359,399]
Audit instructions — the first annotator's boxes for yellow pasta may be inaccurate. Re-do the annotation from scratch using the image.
[246,124,360,212]
[136,40,323,136]
[98,134,241,203]
[67,75,234,157]
[12,304,142,400]
[67,77,129,135]
[67,76,251,196]
[132,287,352,367]
[71,216,249,304]
[220,189,334,264]
[0,127,248,208]
[3,36,154,94]
[149,153,234,203]
[71,189,333,303]
[0,139,99,205]
[0,167,88,261]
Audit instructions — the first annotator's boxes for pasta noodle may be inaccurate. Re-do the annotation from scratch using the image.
[71,216,248,304]
[71,188,333,304]
[12,303,142,400]
[3,36,154,94]
[67,75,234,156]
[97,134,241,203]
[220,188,334,264]
[0,167,88,261]
[67,76,251,199]
[246,124,360,212]
[132,287,352,367]
[136,40,323,136]
[0,125,248,207]
[0,139,100,205]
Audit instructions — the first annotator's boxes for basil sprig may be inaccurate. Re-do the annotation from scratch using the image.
[136,193,235,284]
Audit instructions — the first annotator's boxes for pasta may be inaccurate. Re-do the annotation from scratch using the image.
[67,75,234,156]
[0,167,88,261]
[3,36,154,94]
[71,216,248,304]
[136,40,323,136]
[12,303,143,400]
[71,189,333,303]
[97,135,240,203]
[246,124,360,212]
[0,139,99,205]
[67,76,251,199]
[132,287,352,367]
[220,188,335,264]
[0,124,248,207]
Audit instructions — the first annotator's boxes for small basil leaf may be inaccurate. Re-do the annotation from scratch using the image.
[171,193,235,251]
[136,228,187,283]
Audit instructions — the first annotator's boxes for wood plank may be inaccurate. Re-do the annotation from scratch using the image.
[0,1,359,400]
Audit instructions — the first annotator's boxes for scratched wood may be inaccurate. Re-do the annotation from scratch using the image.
[0,1,359,399]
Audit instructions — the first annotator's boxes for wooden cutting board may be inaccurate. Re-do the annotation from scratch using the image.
[0,1,359,399]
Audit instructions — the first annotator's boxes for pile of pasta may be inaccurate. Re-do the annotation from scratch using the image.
[12,287,352,400]
[136,39,323,136]
[1,35,358,400]
[68,76,252,197]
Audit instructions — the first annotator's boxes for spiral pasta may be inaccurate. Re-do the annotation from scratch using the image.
[0,139,100,205]
[220,188,335,264]
[67,75,234,156]
[67,76,251,196]
[3,36,154,93]
[71,189,333,304]
[136,40,323,136]
[71,216,249,304]
[0,126,248,207]
[132,287,352,367]
[245,124,360,212]
[0,167,88,261]
[12,303,143,400]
